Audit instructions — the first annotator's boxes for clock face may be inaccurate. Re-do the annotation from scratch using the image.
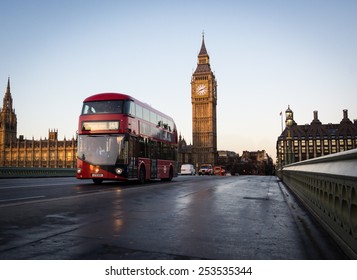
[196,84,207,96]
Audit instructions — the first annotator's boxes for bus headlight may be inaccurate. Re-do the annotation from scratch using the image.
[115,168,123,175]
[77,168,82,174]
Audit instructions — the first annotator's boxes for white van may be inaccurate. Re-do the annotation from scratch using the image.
[180,164,196,175]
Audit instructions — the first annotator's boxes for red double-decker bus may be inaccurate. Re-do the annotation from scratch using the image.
[76,93,178,184]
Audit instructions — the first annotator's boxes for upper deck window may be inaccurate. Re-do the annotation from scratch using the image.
[82,100,125,115]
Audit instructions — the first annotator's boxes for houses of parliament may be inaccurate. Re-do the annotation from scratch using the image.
[0,78,77,168]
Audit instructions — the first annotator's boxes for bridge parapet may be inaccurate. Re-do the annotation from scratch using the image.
[280,149,357,258]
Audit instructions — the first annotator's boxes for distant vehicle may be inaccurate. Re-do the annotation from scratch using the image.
[198,164,213,175]
[214,166,226,176]
[180,164,196,175]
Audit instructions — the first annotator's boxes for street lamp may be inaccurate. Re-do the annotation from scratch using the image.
[285,106,294,165]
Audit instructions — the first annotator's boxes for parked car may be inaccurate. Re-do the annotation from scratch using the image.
[180,164,196,175]
[214,166,226,176]
[198,164,213,175]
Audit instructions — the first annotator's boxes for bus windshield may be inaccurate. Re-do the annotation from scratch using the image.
[82,100,128,115]
[77,134,127,165]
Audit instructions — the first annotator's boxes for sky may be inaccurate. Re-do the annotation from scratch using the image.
[1,0,356,161]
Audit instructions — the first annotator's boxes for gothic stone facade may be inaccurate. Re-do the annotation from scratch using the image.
[0,78,77,168]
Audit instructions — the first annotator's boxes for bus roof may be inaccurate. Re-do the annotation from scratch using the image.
[83,92,175,122]
[84,93,132,102]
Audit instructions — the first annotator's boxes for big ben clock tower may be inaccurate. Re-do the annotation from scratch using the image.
[191,34,217,169]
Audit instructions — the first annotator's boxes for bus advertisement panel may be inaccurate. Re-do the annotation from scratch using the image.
[76,93,178,184]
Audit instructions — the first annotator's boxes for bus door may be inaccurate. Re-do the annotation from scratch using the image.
[149,139,158,179]
[150,159,157,179]
[127,136,138,178]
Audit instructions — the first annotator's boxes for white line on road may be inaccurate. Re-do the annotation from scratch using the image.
[0,195,46,203]
[0,181,85,190]
[0,189,117,208]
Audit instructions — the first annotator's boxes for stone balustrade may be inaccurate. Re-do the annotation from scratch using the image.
[281,149,357,259]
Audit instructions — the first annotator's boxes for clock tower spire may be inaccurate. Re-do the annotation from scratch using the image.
[199,32,208,56]
[191,34,218,169]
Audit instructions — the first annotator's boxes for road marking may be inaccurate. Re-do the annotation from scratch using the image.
[0,182,83,190]
[0,195,45,203]
[243,196,269,200]
[0,189,117,208]
[76,190,100,194]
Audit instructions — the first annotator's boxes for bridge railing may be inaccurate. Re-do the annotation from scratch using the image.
[0,167,76,178]
[280,149,357,259]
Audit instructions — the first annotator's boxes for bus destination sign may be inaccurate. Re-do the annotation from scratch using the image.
[82,121,120,131]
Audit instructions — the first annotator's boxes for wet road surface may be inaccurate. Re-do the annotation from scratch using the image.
[0,175,346,259]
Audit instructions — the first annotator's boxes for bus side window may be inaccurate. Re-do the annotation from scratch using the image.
[138,137,146,158]
[143,108,150,122]
[150,111,157,125]
[125,101,136,116]
[130,101,136,116]
[136,104,143,119]
[150,140,158,159]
